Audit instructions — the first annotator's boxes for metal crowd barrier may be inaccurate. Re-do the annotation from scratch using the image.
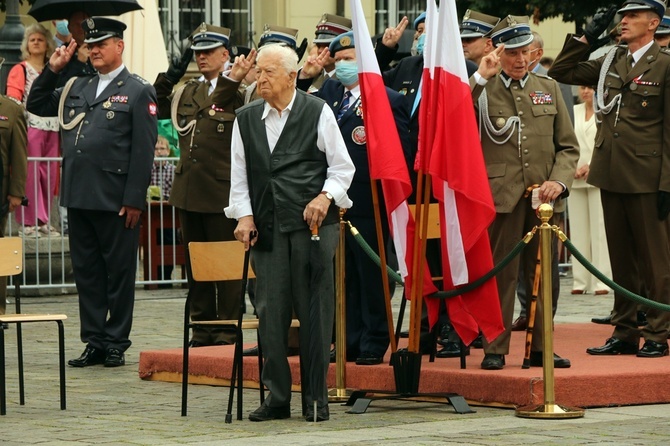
[5,156,186,294]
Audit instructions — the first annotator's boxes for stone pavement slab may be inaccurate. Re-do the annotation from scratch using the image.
[1,280,669,445]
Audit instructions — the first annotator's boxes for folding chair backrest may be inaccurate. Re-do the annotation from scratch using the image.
[408,203,441,240]
[0,238,23,277]
[188,241,255,282]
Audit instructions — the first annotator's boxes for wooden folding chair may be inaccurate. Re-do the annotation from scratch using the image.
[0,237,67,415]
[396,204,467,367]
[181,241,300,420]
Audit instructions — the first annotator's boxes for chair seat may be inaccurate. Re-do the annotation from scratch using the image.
[0,314,68,323]
[191,319,300,330]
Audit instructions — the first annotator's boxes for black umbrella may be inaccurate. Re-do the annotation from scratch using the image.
[28,0,143,23]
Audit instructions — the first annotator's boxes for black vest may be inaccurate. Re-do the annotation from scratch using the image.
[236,90,339,250]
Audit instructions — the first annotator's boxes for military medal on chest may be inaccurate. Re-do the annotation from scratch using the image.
[352,125,366,145]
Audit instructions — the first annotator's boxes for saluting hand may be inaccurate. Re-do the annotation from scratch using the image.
[477,44,504,80]
[299,46,329,79]
[229,48,258,82]
[49,39,77,74]
[382,16,409,48]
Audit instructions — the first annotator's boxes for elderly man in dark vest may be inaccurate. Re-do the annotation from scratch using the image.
[226,44,354,422]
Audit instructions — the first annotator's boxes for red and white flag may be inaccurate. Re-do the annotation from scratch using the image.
[421,0,504,344]
[350,0,438,308]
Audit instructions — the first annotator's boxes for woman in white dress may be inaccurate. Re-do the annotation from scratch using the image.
[569,86,612,295]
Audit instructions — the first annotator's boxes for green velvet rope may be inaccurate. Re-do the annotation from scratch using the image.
[561,233,670,312]
[347,222,531,298]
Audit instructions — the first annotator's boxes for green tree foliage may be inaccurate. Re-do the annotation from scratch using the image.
[1,0,35,13]
[455,0,619,29]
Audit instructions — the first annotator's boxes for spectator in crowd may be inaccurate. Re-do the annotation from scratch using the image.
[27,18,157,368]
[226,44,354,422]
[148,135,177,286]
[6,23,60,237]
[52,19,71,47]
[569,86,612,296]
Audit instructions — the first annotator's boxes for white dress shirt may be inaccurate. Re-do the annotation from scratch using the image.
[225,89,355,219]
[95,64,125,98]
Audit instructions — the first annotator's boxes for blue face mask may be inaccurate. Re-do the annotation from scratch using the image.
[56,20,69,36]
[335,60,359,86]
[416,33,426,56]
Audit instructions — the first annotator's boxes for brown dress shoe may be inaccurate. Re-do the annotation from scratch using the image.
[510,316,527,331]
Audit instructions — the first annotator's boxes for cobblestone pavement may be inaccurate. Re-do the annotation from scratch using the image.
[2,278,670,445]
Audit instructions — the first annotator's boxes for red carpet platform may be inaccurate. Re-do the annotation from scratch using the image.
[138,323,670,408]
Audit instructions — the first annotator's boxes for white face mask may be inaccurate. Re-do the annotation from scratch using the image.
[410,39,419,57]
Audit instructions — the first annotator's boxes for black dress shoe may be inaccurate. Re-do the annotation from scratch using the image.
[637,340,669,358]
[510,316,527,331]
[249,404,291,422]
[586,337,638,355]
[243,345,259,356]
[287,347,301,357]
[188,340,208,348]
[104,348,125,367]
[529,351,571,368]
[355,352,383,365]
[399,330,409,338]
[637,311,647,327]
[68,346,105,367]
[304,404,330,422]
[471,334,484,349]
[435,342,470,358]
[481,353,505,370]
[591,314,613,325]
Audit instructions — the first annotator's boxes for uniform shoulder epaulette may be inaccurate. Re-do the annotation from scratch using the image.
[533,72,552,80]
[660,47,670,56]
[130,73,150,85]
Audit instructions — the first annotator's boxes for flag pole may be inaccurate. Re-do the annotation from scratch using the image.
[370,179,398,353]
[408,170,431,353]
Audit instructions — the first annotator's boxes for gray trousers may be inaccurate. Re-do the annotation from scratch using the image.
[252,220,337,409]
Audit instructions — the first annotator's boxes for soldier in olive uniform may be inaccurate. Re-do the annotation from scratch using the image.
[153,23,256,347]
[472,16,579,370]
[308,13,352,92]
[549,0,670,358]
[27,18,157,367]
[0,70,28,316]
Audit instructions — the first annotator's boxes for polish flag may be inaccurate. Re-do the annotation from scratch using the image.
[421,0,504,344]
[350,0,438,310]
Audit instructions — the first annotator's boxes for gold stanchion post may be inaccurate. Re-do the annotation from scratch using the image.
[515,203,585,419]
[329,208,352,401]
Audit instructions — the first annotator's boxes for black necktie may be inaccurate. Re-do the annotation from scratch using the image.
[336,91,351,122]
[626,54,634,72]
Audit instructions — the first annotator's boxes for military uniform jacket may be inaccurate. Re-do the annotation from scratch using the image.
[311,78,412,218]
[471,72,579,213]
[549,36,670,194]
[154,73,241,213]
[0,95,27,200]
[27,67,157,211]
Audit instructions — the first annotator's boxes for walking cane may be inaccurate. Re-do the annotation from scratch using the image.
[522,242,542,369]
[225,234,254,423]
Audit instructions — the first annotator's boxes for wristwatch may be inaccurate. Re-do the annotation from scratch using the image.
[320,191,334,202]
